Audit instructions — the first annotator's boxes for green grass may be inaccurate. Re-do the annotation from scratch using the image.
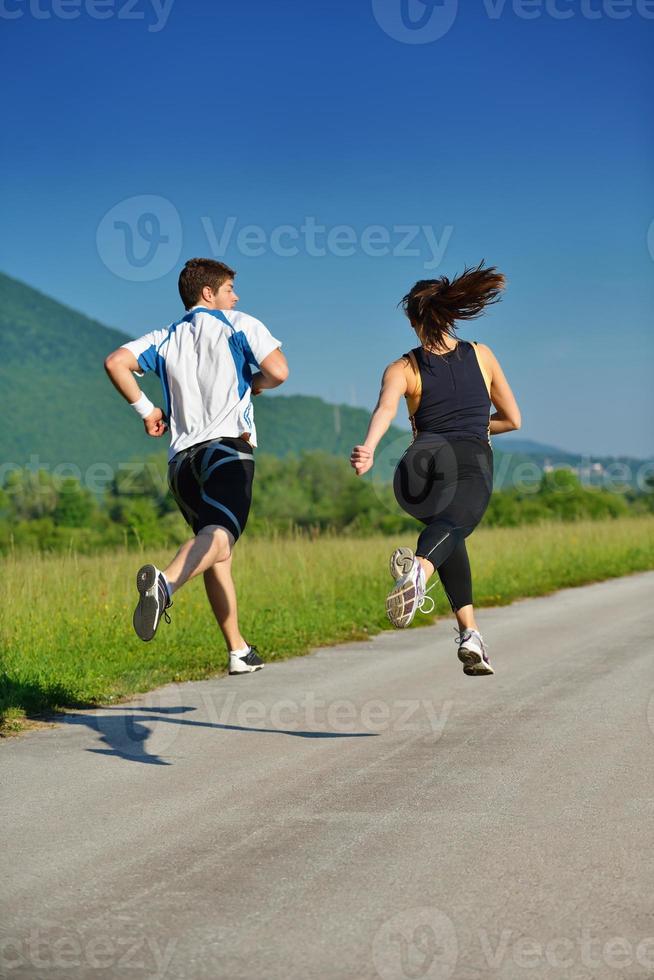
[2,516,654,733]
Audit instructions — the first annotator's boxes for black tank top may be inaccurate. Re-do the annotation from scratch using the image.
[404,341,492,445]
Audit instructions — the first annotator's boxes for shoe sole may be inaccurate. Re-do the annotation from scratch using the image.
[389,547,415,581]
[458,648,495,675]
[229,662,264,675]
[386,581,419,629]
[133,564,160,643]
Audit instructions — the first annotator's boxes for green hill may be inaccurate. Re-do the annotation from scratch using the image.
[0,271,163,473]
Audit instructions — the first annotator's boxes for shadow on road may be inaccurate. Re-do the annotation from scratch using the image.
[55,705,379,765]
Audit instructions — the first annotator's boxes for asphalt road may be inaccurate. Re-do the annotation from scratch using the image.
[2,571,654,980]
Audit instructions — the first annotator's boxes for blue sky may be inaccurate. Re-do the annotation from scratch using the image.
[2,0,653,457]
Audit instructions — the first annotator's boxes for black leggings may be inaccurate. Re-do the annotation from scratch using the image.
[393,434,493,612]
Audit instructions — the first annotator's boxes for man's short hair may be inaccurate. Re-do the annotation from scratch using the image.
[178,258,236,310]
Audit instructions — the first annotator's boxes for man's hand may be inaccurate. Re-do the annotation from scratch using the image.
[144,407,168,438]
[350,445,374,477]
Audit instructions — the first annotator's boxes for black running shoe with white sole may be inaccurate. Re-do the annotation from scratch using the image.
[454,627,494,675]
[133,564,172,642]
[229,645,264,675]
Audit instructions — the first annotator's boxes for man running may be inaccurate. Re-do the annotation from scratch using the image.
[104,258,288,674]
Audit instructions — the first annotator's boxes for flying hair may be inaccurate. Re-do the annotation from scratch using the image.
[400,261,506,349]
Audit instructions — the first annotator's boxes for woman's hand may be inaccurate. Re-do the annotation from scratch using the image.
[144,407,168,437]
[351,360,406,476]
[350,445,374,477]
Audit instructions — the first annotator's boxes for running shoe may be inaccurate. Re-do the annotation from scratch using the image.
[132,564,172,642]
[229,645,264,675]
[386,550,435,628]
[454,627,494,676]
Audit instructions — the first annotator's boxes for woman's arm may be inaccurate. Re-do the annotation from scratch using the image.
[350,360,407,476]
[480,343,521,433]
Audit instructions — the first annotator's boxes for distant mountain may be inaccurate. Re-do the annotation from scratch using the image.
[0,271,649,491]
[0,270,161,474]
[496,437,573,458]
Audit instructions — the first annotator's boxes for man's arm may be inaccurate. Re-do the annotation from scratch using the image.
[251,348,289,395]
[104,347,168,438]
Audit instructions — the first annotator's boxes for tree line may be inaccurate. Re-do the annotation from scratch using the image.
[1,451,651,555]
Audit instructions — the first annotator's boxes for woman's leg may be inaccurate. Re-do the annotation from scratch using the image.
[435,537,479,631]
[414,520,477,624]
[393,436,492,615]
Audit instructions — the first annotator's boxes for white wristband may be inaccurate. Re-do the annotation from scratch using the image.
[130,392,155,419]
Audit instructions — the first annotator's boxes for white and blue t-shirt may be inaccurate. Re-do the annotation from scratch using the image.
[120,306,282,460]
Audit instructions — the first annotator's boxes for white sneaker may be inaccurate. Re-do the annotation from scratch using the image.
[455,627,494,676]
[386,551,434,628]
[229,646,264,675]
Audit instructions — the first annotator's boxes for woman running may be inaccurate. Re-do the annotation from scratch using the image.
[351,262,521,676]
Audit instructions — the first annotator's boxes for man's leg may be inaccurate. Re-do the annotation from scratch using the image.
[133,525,233,643]
[203,552,247,652]
[163,524,234,594]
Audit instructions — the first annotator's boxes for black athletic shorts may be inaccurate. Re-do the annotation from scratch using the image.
[167,436,255,540]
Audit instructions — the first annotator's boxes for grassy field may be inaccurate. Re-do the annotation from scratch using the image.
[2,516,654,734]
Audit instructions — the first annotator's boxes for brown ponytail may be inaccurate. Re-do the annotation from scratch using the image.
[400,261,506,349]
